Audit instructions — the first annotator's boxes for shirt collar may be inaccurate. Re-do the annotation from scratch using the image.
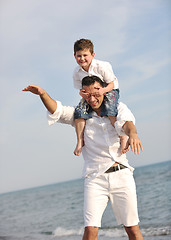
[75,59,96,73]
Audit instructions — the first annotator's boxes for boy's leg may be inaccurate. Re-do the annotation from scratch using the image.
[120,135,129,154]
[74,118,85,156]
[108,116,128,154]
[108,115,117,127]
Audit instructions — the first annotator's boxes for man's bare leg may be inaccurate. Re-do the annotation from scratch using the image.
[124,225,144,240]
[74,118,85,156]
[82,226,98,240]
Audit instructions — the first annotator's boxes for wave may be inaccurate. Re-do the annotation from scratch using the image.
[52,227,83,237]
[51,225,171,238]
[141,226,171,236]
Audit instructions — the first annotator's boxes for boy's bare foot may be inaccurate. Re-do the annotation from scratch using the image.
[120,136,129,154]
[74,141,83,156]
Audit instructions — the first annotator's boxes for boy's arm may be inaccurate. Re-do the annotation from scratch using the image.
[79,82,114,99]
[22,85,57,114]
[98,61,117,95]
[122,121,143,154]
[98,81,114,95]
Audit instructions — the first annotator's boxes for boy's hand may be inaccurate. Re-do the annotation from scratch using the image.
[80,89,89,99]
[97,87,106,96]
[22,85,45,96]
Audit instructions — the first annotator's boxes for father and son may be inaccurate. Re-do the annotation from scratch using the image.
[23,39,144,240]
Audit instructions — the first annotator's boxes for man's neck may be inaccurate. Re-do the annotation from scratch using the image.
[94,108,101,116]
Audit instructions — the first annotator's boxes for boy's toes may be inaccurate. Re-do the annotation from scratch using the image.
[74,151,80,156]
[120,147,129,155]
[74,148,82,156]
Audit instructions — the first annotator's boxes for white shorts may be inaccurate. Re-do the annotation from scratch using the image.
[84,168,139,227]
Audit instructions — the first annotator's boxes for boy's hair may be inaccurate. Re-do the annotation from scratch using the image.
[74,39,94,55]
[82,76,107,88]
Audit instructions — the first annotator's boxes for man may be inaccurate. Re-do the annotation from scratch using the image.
[23,76,143,240]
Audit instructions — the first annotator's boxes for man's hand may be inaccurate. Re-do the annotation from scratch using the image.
[22,84,57,114]
[126,133,143,154]
[122,121,143,155]
[22,85,45,96]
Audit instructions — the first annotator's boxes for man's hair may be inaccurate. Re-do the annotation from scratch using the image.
[74,39,94,55]
[82,76,107,88]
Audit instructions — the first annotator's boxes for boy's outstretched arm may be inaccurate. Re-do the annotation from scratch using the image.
[122,121,143,155]
[22,85,57,114]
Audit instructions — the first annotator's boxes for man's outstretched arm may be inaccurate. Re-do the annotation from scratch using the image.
[22,85,57,114]
[122,121,143,155]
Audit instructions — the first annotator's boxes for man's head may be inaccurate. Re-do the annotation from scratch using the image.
[82,76,105,114]
[74,39,95,72]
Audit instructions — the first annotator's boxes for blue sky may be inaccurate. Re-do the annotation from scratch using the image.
[0,0,170,193]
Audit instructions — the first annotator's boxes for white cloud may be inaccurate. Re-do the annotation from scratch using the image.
[120,52,171,91]
[125,89,171,105]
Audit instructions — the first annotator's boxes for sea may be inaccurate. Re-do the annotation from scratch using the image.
[0,160,170,240]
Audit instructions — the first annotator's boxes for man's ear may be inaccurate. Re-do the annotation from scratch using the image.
[92,52,95,58]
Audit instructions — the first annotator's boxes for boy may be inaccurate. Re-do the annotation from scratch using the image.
[73,39,127,156]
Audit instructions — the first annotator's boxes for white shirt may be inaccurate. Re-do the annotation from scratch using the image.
[73,59,119,90]
[47,102,135,179]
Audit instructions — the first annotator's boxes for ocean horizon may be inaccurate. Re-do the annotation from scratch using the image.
[0,160,170,240]
[1,160,169,196]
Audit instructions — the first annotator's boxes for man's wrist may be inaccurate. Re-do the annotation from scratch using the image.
[129,132,138,138]
[40,90,47,98]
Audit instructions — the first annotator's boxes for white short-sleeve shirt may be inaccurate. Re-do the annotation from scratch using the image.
[73,59,119,90]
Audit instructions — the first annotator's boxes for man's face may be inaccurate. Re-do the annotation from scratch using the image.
[83,82,104,112]
[74,49,95,72]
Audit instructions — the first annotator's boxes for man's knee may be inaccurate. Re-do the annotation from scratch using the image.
[124,225,143,240]
[83,226,98,240]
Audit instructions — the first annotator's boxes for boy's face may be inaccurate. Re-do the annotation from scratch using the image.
[74,49,95,72]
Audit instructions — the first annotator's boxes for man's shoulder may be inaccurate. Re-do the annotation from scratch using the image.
[117,102,135,123]
[117,102,131,112]
[118,102,127,108]
[47,101,75,126]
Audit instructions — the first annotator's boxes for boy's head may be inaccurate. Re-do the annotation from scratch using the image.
[74,39,94,55]
[74,39,95,72]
